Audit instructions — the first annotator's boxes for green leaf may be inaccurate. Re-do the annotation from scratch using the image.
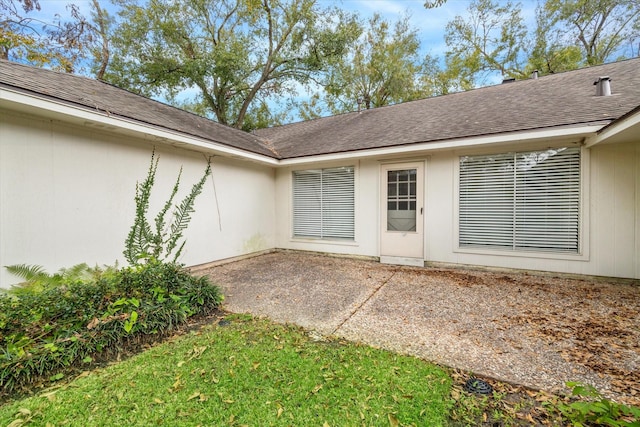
[124,150,158,265]
[167,162,211,262]
[49,373,64,382]
[4,264,48,282]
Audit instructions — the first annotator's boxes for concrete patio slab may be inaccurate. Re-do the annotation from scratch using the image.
[199,251,640,405]
[203,251,396,335]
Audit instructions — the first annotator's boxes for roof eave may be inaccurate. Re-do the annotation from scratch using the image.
[0,86,280,166]
[276,123,606,166]
[585,105,640,147]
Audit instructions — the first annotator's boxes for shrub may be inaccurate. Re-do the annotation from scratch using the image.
[0,261,222,398]
[123,149,211,265]
[552,382,640,426]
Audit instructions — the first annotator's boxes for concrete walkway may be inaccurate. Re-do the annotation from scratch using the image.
[199,251,640,405]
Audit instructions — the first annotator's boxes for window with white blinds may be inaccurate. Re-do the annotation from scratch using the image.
[293,167,355,240]
[459,147,580,253]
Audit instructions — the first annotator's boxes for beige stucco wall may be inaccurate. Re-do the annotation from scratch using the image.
[3,106,637,285]
[275,140,640,279]
[0,110,276,288]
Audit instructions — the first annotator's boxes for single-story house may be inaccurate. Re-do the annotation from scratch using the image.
[1,58,639,286]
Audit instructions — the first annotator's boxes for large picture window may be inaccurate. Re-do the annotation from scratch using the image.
[459,147,580,253]
[293,166,354,240]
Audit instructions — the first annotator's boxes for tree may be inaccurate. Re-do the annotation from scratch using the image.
[105,0,358,130]
[542,0,640,66]
[0,0,111,74]
[418,53,474,96]
[526,4,583,75]
[439,0,640,83]
[443,0,528,85]
[302,13,432,116]
[1,0,56,65]
[424,0,446,8]
[88,0,112,80]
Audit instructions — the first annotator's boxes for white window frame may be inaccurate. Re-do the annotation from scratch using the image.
[292,166,355,241]
[454,146,589,260]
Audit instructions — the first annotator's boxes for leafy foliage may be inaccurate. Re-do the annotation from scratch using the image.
[0,0,112,74]
[4,263,117,295]
[552,382,640,426]
[0,260,222,398]
[442,0,640,84]
[123,150,211,265]
[542,0,640,66]
[4,0,639,122]
[105,0,359,129]
[2,147,219,399]
[301,13,433,117]
[526,4,584,75]
[444,0,528,84]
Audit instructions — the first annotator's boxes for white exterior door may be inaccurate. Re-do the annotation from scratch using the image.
[380,162,424,266]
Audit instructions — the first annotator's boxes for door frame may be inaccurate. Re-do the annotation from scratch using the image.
[379,161,425,267]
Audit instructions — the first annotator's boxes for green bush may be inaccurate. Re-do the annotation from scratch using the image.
[0,261,222,398]
[552,382,640,426]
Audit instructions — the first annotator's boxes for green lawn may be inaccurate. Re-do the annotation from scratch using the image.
[0,315,452,426]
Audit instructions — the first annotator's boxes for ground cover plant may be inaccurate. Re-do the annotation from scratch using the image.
[0,260,222,399]
[447,373,640,426]
[552,382,640,427]
[0,315,453,426]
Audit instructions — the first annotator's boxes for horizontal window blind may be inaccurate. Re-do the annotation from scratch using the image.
[293,167,354,240]
[293,170,322,238]
[459,147,580,253]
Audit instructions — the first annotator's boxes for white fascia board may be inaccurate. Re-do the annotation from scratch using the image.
[277,124,604,166]
[584,110,640,147]
[0,88,279,166]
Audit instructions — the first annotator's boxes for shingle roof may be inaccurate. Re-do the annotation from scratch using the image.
[2,59,639,161]
[255,58,640,159]
[0,60,277,158]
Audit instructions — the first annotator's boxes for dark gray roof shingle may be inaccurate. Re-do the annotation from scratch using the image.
[0,60,278,158]
[255,58,640,159]
[3,58,639,161]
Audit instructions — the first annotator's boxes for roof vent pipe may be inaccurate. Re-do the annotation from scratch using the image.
[532,70,538,79]
[594,76,612,96]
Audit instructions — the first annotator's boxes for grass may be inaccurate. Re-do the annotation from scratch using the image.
[0,314,453,426]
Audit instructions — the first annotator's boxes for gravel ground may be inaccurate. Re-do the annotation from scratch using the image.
[198,251,640,406]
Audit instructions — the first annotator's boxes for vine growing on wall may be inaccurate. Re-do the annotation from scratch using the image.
[123,149,211,265]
